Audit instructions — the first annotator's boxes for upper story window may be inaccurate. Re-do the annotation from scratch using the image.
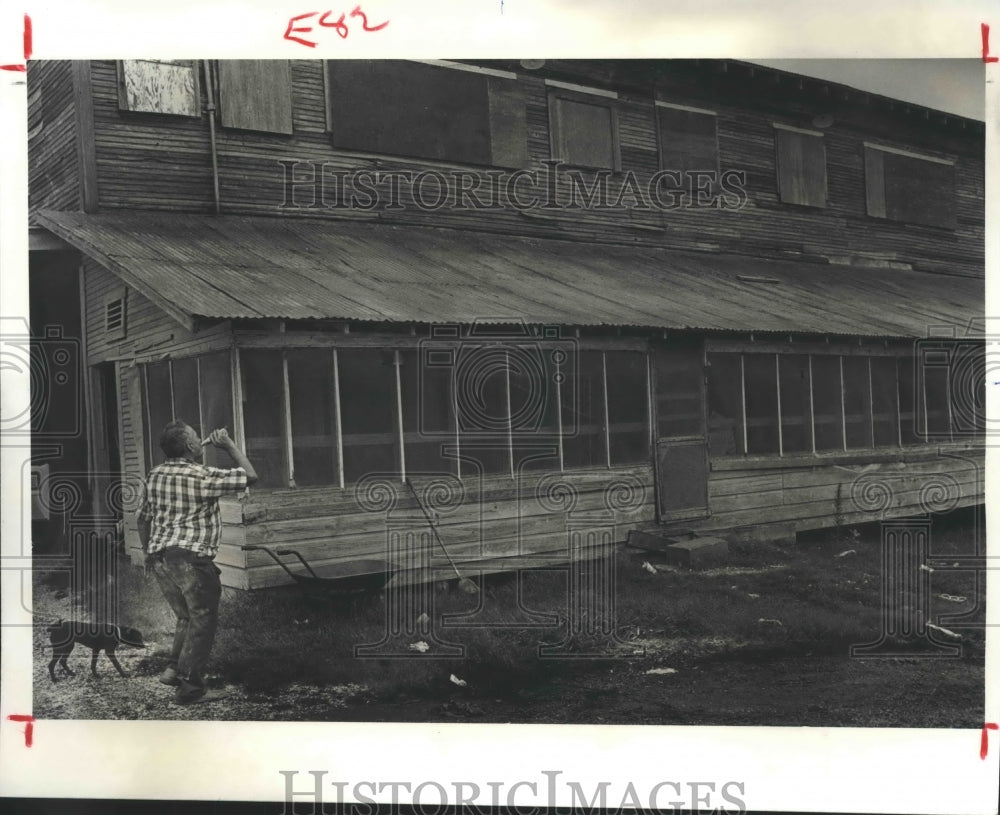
[216,60,293,135]
[118,60,200,117]
[864,143,956,229]
[773,124,827,208]
[326,60,528,167]
[656,102,719,181]
[547,81,621,171]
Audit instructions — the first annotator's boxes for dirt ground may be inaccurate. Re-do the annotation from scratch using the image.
[30,598,984,727]
[29,515,986,726]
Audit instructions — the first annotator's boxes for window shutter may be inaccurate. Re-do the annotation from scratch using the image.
[217,60,294,134]
[657,106,718,176]
[118,60,200,117]
[487,77,529,168]
[865,145,956,229]
[864,146,887,218]
[775,129,826,207]
[883,152,956,229]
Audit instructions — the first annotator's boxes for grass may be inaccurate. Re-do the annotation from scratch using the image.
[48,508,986,704]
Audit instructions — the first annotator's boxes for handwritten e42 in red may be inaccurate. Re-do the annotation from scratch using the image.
[284,6,389,48]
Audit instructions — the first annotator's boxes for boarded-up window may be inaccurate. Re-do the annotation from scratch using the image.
[657,105,718,180]
[402,348,458,477]
[328,61,528,167]
[240,350,288,488]
[199,351,234,469]
[898,355,922,444]
[118,60,200,117]
[562,350,606,468]
[865,146,956,229]
[744,355,779,454]
[779,354,812,453]
[338,349,399,483]
[811,355,844,451]
[287,349,337,486]
[706,353,744,456]
[550,95,619,170]
[654,346,705,439]
[217,60,293,134]
[606,351,649,465]
[870,356,900,447]
[775,128,827,207]
[843,357,874,449]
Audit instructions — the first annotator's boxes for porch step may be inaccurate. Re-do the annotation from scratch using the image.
[627,528,729,568]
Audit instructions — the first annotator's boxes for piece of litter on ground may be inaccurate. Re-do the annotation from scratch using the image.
[416,612,430,626]
[835,549,856,558]
[936,594,968,604]
[645,667,678,675]
[449,674,467,687]
[747,593,760,599]
[293,619,309,625]
[758,618,783,626]
[919,564,935,573]
[408,641,430,653]
[641,561,658,574]
[926,622,962,640]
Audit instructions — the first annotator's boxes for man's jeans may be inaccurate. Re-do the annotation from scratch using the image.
[151,548,222,688]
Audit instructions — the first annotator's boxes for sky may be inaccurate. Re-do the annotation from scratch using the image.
[751,59,986,121]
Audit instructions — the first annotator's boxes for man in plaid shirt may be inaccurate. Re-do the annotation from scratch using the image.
[139,420,257,705]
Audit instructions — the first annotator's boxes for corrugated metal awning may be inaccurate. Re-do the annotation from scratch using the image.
[36,210,983,338]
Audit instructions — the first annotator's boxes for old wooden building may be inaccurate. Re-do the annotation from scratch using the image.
[28,59,985,589]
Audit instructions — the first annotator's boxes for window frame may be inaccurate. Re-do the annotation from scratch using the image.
[116,59,202,118]
[864,142,957,229]
[547,87,622,173]
[655,100,720,181]
[773,123,828,208]
[703,342,976,462]
[227,340,651,490]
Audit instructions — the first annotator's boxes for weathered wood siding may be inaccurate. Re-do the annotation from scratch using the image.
[686,447,984,541]
[184,465,656,589]
[80,59,984,277]
[28,61,81,214]
[84,259,237,568]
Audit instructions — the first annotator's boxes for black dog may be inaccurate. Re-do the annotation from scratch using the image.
[47,620,145,681]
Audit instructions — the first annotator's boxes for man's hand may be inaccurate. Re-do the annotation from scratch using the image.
[207,428,237,449]
[207,428,259,486]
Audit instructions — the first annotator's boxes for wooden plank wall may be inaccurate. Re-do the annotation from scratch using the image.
[81,59,985,277]
[28,61,80,214]
[692,449,984,541]
[233,465,655,589]
[84,258,238,573]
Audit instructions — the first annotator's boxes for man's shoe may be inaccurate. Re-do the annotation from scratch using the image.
[173,686,229,705]
[158,666,180,686]
[174,678,206,704]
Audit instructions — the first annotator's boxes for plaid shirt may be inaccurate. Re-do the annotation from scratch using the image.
[138,459,248,557]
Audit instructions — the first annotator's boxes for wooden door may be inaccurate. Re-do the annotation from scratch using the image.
[652,342,709,521]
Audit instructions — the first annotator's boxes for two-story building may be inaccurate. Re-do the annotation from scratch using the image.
[28,59,985,589]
